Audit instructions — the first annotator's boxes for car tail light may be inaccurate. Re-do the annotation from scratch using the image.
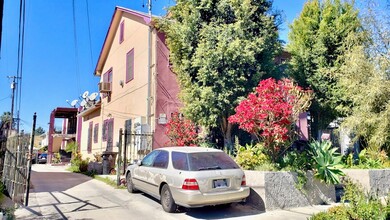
[241,175,246,186]
[182,178,199,190]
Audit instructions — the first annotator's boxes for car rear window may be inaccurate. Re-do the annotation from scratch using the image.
[172,151,239,171]
[172,152,189,170]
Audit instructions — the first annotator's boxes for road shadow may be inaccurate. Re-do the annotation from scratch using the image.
[138,190,265,219]
[183,202,264,219]
[20,190,120,220]
[30,171,92,193]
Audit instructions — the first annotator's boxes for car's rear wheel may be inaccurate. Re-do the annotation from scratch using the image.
[126,173,136,193]
[161,184,177,213]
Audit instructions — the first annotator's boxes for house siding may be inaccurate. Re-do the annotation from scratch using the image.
[79,7,181,162]
[80,107,101,159]
[154,32,181,148]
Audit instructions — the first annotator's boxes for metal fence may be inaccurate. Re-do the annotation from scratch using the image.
[127,132,153,163]
[2,133,30,204]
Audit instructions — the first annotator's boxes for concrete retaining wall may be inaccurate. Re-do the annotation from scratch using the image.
[342,169,390,197]
[245,169,390,211]
[245,171,335,211]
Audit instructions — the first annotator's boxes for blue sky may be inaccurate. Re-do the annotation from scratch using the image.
[0,0,306,132]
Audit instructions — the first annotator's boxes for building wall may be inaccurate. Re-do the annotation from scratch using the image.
[153,32,181,148]
[99,14,156,154]
[52,136,62,153]
[80,9,182,162]
[80,108,102,160]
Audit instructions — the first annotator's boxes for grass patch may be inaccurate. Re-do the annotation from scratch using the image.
[66,165,126,189]
[93,176,126,189]
[0,183,15,220]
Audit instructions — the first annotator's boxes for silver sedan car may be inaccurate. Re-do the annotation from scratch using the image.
[125,147,250,212]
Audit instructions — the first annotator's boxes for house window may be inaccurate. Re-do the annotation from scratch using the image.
[94,123,99,143]
[126,49,134,83]
[102,118,114,139]
[106,119,114,151]
[102,68,113,100]
[103,68,113,83]
[119,20,125,44]
[102,118,114,151]
[102,120,108,142]
[87,122,93,153]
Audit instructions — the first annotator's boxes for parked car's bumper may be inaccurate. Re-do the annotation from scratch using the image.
[172,186,250,207]
[38,158,47,164]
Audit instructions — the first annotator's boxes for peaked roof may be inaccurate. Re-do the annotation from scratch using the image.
[94,7,155,76]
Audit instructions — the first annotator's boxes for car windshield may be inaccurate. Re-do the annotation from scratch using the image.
[172,151,239,171]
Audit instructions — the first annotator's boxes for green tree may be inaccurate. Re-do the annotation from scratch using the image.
[337,0,390,154]
[157,0,281,150]
[0,112,12,130]
[35,126,45,135]
[287,0,363,137]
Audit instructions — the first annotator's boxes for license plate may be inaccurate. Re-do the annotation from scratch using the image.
[213,179,227,188]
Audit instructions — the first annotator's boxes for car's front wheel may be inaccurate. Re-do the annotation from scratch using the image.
[160,184,177,213]
[126,173,136,193]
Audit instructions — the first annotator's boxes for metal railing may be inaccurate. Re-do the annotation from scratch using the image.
[2,134,29,204]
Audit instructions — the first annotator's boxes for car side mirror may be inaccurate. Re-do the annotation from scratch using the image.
[137,160,142,166]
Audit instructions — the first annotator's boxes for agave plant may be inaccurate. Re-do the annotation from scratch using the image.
[308,140,345,185]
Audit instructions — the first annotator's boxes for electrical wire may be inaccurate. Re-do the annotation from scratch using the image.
[85,0,94,71]
[0,95,10,102]
[72,0,81,95]
[15,0,26,133]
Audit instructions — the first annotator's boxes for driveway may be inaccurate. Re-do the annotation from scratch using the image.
[15,164,333,220]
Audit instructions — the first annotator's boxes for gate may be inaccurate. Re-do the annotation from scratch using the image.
[1,113,36,205]
[123,120,153,163]
[2,132,30,204]
[129,132,153,161]
[117,120,153,175]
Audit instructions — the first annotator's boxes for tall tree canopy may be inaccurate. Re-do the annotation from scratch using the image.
[337,0,390,153]
[35,126,46,135]
[0,112,11,130]
[157,0,281,148]
[287,0,363,136]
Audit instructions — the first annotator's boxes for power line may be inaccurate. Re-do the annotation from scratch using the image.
[0,95,10,102]
[72,0,81,95]
[14,0,26,133]
[85,0,94,71]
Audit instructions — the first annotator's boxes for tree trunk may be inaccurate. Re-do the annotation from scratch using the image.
[221,117,233,153]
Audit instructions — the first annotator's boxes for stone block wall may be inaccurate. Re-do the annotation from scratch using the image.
[342,169,390,197]
[245,171,335,211]
[245,169,390,211]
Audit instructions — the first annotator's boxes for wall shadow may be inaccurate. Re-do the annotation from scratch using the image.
[30,171,92,193]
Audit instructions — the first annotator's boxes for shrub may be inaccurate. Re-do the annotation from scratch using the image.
[52,152,61,164]
[235,143,271,170]
[279,151,311,189]
[279,140,344,186]
[229,78,313,162]
[343,148,385,169]
[311,179,390,220]
[69,152,89,173]
[308,140,345,185]
[165,112,198,146]
[383,159,390,168]
[311,205,349,220]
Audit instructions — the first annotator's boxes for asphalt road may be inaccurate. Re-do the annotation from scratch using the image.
[14,164,332,220]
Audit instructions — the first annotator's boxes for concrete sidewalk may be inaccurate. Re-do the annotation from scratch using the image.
[14,164,335,220]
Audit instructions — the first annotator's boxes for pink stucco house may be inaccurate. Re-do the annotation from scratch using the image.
[77,7,181,164]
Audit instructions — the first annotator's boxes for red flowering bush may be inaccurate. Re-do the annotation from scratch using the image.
[229,78,312,161]
[165,112,198,146]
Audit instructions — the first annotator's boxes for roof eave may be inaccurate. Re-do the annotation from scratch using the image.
[93,6,155,76]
